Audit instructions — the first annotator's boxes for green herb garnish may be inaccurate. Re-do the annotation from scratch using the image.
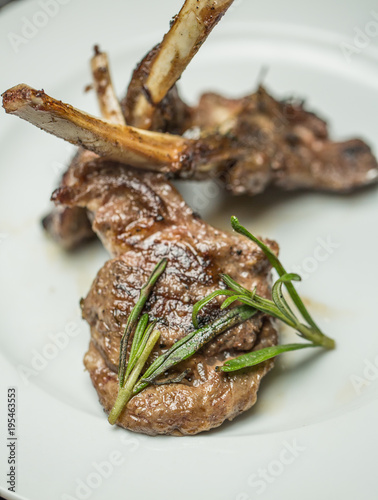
[108,259,167,425]
[133,305,256,394]
[192,216,335,373]
[230,216,322,333]
[108,326,160,425]
[218,343,317,372]
[110,217,336,420]
[118,258,167,387]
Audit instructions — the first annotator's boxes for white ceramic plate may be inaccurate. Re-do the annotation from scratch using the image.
[1,1,378,499]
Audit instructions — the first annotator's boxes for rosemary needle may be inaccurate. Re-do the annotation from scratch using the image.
[118,258,167,387]
[217,342,317,372]
[108,329,161,425]
[192,217,335,372]
[133,305,256,394]
[109,259,167,425]
[230,216,322,333]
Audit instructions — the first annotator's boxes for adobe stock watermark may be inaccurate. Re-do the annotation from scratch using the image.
[350,354,378,395]
[289,235,340,281]
[191,179,223,212]
[7,0,72,54]
[61,434,140,500]
[339,10,378,63]
[17,321,81,386]
[236,439,306,498]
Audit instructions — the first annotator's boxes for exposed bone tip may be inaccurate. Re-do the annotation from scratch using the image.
[51,186,70,205]
[2,84,43,113]
[93,44,101,56]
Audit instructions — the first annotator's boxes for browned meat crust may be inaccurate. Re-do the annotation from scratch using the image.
[52,160,278,435]
[84,316,276,437]
[186,87,378,194]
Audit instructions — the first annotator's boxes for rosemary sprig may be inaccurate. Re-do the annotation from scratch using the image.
[110,217,336,415]
[108,328,160,425]
[192,217,335,373]
[133,305,256,394]
[118,258,167,387]
[108,259,166,425]
[230,216,322,333]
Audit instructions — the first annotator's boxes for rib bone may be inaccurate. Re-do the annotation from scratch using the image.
[2,84,191,174]
[125,0,234,130]
[91,46,125,125]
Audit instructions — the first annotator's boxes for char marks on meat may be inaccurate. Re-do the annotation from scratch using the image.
[53,159,278,435]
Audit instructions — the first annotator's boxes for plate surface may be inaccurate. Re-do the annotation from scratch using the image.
[1,1,378,499]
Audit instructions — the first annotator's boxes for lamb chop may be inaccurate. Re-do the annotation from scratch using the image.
[1,33,278,432]
[2,78,278,434]
[51,155,278,435]
[4,84,377,197]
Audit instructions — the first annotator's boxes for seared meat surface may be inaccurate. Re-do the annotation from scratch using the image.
[53,159,278,435]
[39,82,378,249]
[84,318,276,436]
[185,86,378,194]
[120,17,378,195]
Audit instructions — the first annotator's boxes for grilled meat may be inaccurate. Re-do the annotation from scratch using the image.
[52,158,278,435]
[5,84,377,197]
[19,0,376,249]
[121,2,378,194]
[186,87,378,194]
